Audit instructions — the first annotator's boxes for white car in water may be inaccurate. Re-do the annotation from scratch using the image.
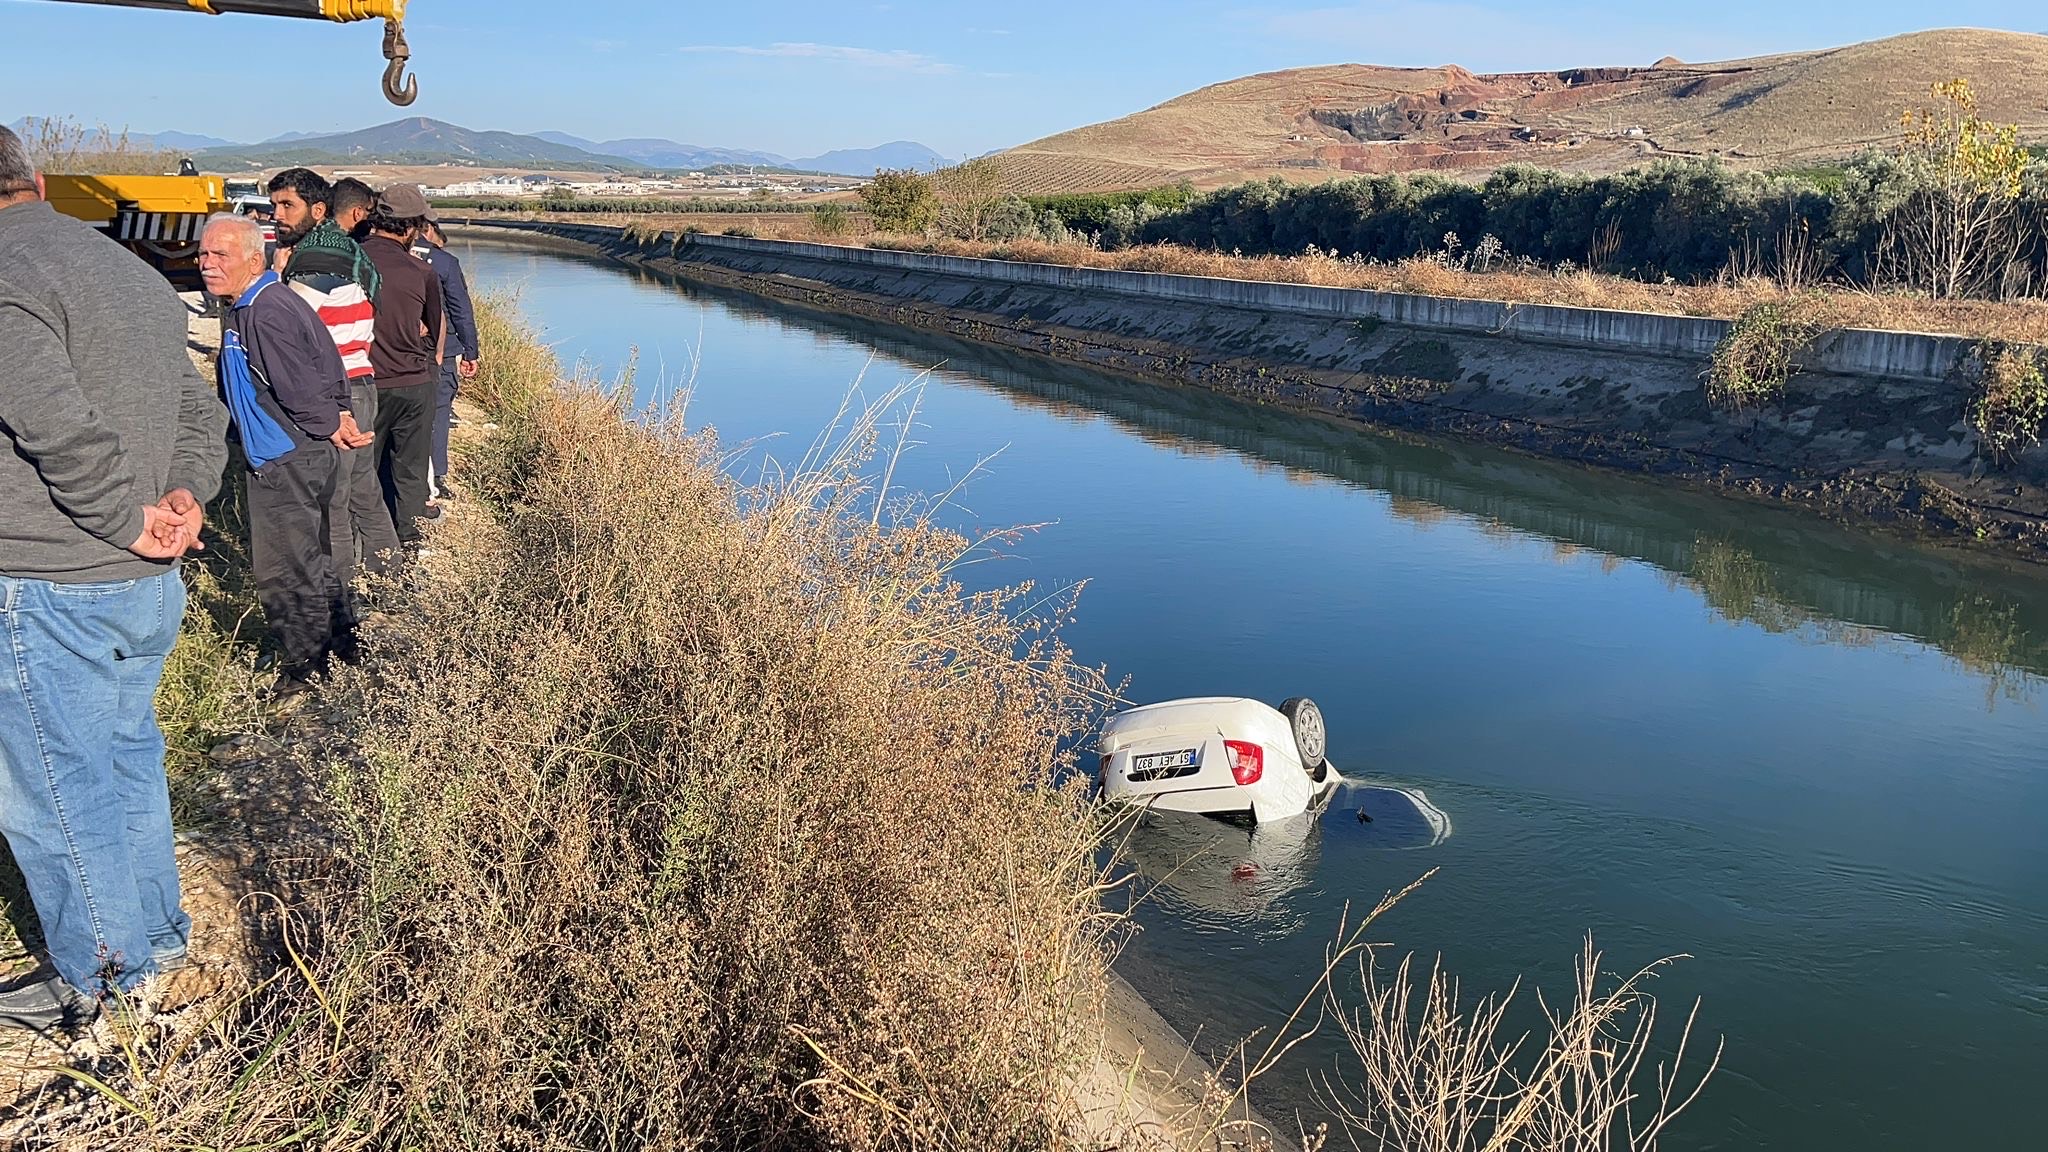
[1097,696,1341,823]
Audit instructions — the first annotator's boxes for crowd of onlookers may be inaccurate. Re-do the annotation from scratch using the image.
[0,123,476,1035]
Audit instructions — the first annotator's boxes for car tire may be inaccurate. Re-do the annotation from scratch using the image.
[1279,696,1328,777]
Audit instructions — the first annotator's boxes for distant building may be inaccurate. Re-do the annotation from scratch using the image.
[431,175,533,198]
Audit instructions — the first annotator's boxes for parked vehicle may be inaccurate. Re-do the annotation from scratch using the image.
[1097,696,1341,823]
[43,172,227,290]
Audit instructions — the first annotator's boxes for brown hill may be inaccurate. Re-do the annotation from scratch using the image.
[996,28,2048,193]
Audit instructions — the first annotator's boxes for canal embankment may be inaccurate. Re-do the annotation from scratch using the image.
[6,289,1294,1152]
[447,219,2048,560]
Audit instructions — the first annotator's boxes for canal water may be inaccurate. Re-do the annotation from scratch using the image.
[457,240,2048,1152]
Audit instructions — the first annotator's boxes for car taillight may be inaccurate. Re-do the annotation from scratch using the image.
[1225,740,1263,786]
[1099,753,1114,775]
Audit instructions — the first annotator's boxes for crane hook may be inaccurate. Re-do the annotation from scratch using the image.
[381,19,418,107]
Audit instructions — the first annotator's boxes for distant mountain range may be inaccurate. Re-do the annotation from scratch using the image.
[11,114,950,177]
[529,132,788,170]
[529,132,949,176]
[795,141,950,176]
[5,118,235,153]
[196,118,644,170]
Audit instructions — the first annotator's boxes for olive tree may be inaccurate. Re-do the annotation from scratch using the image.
[858,168,938,234]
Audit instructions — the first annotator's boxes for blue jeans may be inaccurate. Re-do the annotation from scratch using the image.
[0,569,189,996]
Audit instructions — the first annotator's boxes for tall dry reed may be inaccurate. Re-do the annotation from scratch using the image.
[27,299,1118,1151]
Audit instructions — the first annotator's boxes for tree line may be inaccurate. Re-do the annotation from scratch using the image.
[1127,153,2048,298]
[867,81,2046,302]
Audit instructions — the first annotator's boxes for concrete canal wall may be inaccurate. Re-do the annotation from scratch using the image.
[446,219,2048,557]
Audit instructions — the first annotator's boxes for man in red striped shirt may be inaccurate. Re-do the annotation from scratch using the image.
[269,168,401,589]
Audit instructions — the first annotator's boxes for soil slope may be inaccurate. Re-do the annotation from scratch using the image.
[997,28,2048,191]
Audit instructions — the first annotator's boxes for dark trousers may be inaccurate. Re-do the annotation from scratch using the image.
[328,378,404,581]
[248,442,345,679]
[374,379,437,546]
[432,357,460,489]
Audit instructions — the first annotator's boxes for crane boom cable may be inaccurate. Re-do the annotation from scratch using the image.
[37,0,416,104]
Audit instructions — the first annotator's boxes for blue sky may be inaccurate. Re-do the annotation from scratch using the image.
[3,1,2044,158]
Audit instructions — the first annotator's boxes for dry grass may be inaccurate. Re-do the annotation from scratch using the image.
[1319,938,1717,1152]
[17,117,181,177]
[985,153,1187,197]
[862,234,2048,345]
[19,296,1126,1151]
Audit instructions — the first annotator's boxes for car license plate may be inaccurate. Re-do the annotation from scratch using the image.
[1133,748,1197,774]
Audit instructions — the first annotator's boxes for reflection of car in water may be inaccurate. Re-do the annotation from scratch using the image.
[1122,806,1328,928]
[1098,696,1342,822]
[1121,783,1452,932]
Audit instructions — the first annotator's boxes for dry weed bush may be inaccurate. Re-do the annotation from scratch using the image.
[1320,939,1717,1152]
[36,302,1120,1152]
[338,377,1115,1149]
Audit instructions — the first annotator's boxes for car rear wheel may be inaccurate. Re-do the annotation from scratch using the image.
[1279,697,1327,777]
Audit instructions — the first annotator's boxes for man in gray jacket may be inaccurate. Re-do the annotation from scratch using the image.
[0,126,228,1032]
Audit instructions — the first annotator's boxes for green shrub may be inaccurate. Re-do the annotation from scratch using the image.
[1969,345,2048,465]
[1026,183,1197,233]
[812,201,851,237]
[860,168,939,234]
[1706,300,1824,413]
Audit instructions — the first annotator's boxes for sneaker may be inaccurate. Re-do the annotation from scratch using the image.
[422,501,444,521]
[0,973,98,1036]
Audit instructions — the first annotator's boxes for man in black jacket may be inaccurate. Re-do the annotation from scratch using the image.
[199,213,355,694]
[359,184,443,547]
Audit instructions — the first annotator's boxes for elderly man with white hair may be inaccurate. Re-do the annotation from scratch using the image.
[198,212,358,698]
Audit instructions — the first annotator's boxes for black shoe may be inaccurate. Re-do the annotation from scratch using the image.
[0,973,98,1037]
[422,501,445,521]
[263,672,317,702]
[331,630,363,668]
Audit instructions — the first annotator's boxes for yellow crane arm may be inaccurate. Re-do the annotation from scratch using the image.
[41,0,418,105]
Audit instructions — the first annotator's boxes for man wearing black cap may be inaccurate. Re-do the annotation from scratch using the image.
[358,183,443,552]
